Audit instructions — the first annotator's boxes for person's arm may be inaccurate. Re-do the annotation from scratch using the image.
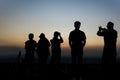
[69,33,72,48]
[97,26,104,36]
[97,31,104,36]
[25,41,27,49]
[82,39,86,47]
[59,33,63,43]
[34,41,37,51]
[50,39,53,46]
[115,30,118,39]
[82,32,86,47]
[47,39,50,47]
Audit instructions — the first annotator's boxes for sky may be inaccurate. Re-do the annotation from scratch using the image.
[0,0,120,60]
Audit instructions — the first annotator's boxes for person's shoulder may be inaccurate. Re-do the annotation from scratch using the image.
[33,40,37,43]
[25,40,29,43]
[70,29,78,34]
[30,40,37,44]
[45,38,49,41]
[70,30,75,33]
[80,30,85,34]
[113,29,117,33]
[50,39,53,42]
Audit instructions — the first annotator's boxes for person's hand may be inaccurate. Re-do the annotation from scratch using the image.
[98,26,102,31]
[59,33,61,36]
[58,32,61,36]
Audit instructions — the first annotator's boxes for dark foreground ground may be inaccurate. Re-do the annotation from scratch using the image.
[0,62,119,80]
[0,56,120,80]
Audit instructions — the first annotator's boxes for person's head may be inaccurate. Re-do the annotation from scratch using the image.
[74,21,81,29]
[28,33,34,40]
[54,31,60,37]
[39,33,45,39]
[106,21,114,29]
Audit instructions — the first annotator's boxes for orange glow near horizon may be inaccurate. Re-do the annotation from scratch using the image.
[0,36,108,49]
[0,28,119,49]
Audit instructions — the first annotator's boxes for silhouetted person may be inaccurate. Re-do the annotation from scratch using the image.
[50,31,63,64]
[97,21,118,64]
[37,33,50,64]
[69,21,86,80]
[24,33,37,77]
[24,33,37,64]
[97,22,118,80]
[69,21,86,64]
[36,33,50,79]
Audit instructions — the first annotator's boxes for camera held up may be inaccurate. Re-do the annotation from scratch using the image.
[98,26,106,31]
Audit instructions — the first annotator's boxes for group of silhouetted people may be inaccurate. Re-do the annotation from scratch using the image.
[23,21,118,65]
[24,31,63,65]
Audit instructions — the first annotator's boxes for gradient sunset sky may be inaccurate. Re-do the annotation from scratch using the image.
[0,0,120,58]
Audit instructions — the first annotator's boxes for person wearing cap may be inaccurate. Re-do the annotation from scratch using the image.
[37,33,50,64]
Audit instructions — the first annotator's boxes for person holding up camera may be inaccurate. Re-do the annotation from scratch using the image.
[50,31,63,64]
[97,21,118,64]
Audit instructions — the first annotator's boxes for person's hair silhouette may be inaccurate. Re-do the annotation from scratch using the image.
[50,31,63,64]
[37,33,50,64]
[69,21,86,64]
[97,21,118,64]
